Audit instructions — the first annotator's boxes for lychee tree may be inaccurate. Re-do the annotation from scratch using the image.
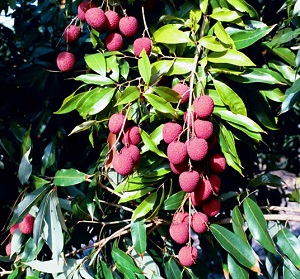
[1,0,300,278]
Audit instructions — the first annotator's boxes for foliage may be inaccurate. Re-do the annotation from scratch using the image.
[0,0,300,278]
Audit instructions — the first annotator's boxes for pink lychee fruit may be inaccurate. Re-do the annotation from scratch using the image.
[122,126,141,146]
[207,133,217,150]
[85,8,107,32]
[63,25,81,43]
[112,152,134,176]
[19,214,34,235]
[119,16,138,37]
[183,110,196,127]
[77,1,97,21]
[209,174,221,194]
[133,37,152,57]
[193,95,214,119]
[194,119,214,140]
[191,178,213,206]
[105,10,120,31]
[5,242,12,256]
[169,222,189,244]
[108,113,126,134]
[167,141,188,165]
[202,198,221,217]
[209,153,226,173]
[121,144,140,164]
[178,246,198,267]
[172,83,190,104]
[105,32,123,51]
[162,122,183,144]
[186,137,208,161]
[170,160,189,175]
[179,170,200,193]
[191,211,209,234]
[10,223,19,235]
[172,212,189,224]
[56,52,76,72]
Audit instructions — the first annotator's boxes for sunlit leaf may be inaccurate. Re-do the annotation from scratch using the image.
[248,173,284,188]
[145,93,176,115]
[200,36,228,52]
[115,86,140,106]
[210,8,243,22]
[84,53,106,76]
[162,191,186,210]
[232,206,247,242]
[131,219,147,255]
[228,253,249,279]
[208,49,255,66]
[138,50,151,85]
[74,74,114,86]
[53,168,88,186]
[226,0,258,18]
[153,24,191,44]
[140,129,167,158]
[131,192,157,221]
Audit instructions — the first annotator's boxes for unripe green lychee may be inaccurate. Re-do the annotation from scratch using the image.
[209,174,221,194]
[56,52,76,72]
[178,246,198,267]
[209,153,226,173]
[85,8,107,32]
[169,222,189,244]
[179,170,200,193]
[190,178,213,206]
[193,95,214,119]
[202,198,221,217]
[162,122,183,144]
[194,119,213,140]
[167,141,188,165]
[63,25,81,43]
[105,32,123,51]
[119,16,138,37]
[170,160,189,175]
[10,223,19,235]
[112,152,134,176]
[122,126,141,146]
[5,242,11,256]
[108,113,126,134]
[172,212,189,224]
[105,10,120,31]
[191,211,208,234]
[133,37,152,57]
[77,1,96,21]
[172,83,190,104]
[19,214,34,235]
[121,144,140,164]
[186,137,208,161]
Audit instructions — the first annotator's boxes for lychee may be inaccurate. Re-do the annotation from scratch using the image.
[119,16,138,37]
[191,178,213,206]
[167,141,188,165]
[194,119,214,140]
[209,174,221,194]
[121,144,140,164]
[193,95,214,119]
[5,242,11,256]
[191,211,208,234]
[209,153,226,173]
[105,10,120,31]
[186,137,208,161]
[179,170,200,193]
[77,1,96,21]
[56,51,76,72]
[19,214,34,235]
[133,37,152,57]
[183,110,196,127]
[162,122,183,144]
[112,152,134,176]
[105,32,123,51]
[172,83,190,104]
[202,198,221,217]
[169,222,189,244]
[10,223,19,235]
[172,212,189,224]
[85,8,107,32]
[178,246,198,267]
[63,25,81,43]
[122,126,141,145]
[170,161,189,175]
[108,113,126,134]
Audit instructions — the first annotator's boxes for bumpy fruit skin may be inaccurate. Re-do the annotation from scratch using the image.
[202,198,221,217]
[169,222,189,244]
[191,178,213,206]
[191,211,208,234]
[85,8,107,32]
[193,95,214,119]
[10,223,19,235]
[56,52,76,72]
[162,122,183,144]
[122,126,141,145]
[172,83,190,104]
[133,37,152,57]
[105,10,120,31]
[178,246,198,267]
[170,161,189,175]
[63,25,81,43]
[108,113,126,134]
[78,1,96,21]
[194,119,213,140]
[121,145,140,164]
[167,141,188,165]
[209,174,221,194]
[119,16,138,37]
[5,242,12,256]
[19,214,34,234]
[186,137,208,161]
[112,152,134,176]
[209,153,226,173]
[179,170,200,193]
[172,212,189,224]
[105,32,123,51]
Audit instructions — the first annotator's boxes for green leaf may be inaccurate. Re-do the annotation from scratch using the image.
[74,74,114,86]
[21,128,32,157]
[153,24,191,44]
[162,191,186,210]
[269,47,296,67]
[210,224,260,273]
[232,206,247,242]
[18,148,32,185]
[84,53,106,76]
[281,78,300,114]
[200,36,228,52]
[243,197,277,254]
[41,141,56,175]
[227,0,258,17]
[268,60,298,84]
[214,22,235,48]
[131,192,157,221]
[260,88,285,103]
[106,55,119,82]
[228,254,249,279]
[140,129,167,158]
[115,86,140,106]
[112,247,142,274]
[283,258,300,279]
[166,58,194,76]
[138,50,151,85]
[131,219,147,255]
[31,175,49,189]
[145,93,176,115]
[276,228,300,268]
[164,258,182,279]
[33,193,49,244]
[210,8,243,22]
[248,173,284,188]
[53,168,88,186]
[68,120,97,136]
[208,49,255,66]
[119,187,155,203]
[97,260,114,279]
[54,91,88,115]
[153,86,181,103]
[213,79,247,115]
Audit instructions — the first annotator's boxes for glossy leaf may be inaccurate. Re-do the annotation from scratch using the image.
[268,60,298,83]
[260,88,285,103]
[243,197,277,254]
[281,78,300,114]
[226,0,258,18]
[131,219,147,255]
[138,50,151,85]
[68,120,97,136]
[41,141,56,175]
[140,128,167,158]
[270,47,296,67]
[166,58,194,76]
[115,86,140,106]
[153,86,181,103]
[11,229,24,256]
[208,49,255,66]
[248,173,284,187]
[145,93,176,115]
[31,175,49,189]
[106,55,119,82]
[200,36,228,52]
[162,191,186,210]
[210,8,243,22]
[214,22,235,47]
[119,187,155,203]
[283,258,300,279]
[84,53,106,76]
[228,253,249,279]
[21,128,31,157]
[97,260,114,279]
[131,192,157,221]
[53,168,87,186]
[54,91,88,115]
[232,206,247,242]
[164,258,182,279]
[74,74,114,86]
[18,148,32,185]
[153,24,191,44]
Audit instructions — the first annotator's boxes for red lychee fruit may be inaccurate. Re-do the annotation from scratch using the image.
[172,212,189,224]
[179,170,200,193]
[10,223,19,235]
[122,126,141,146]
[167,141,188,165]
[63,25,81,43]
[5,242,11,256]
[170,160,189,175]
[133,37,152,57]
[209,174,221,194]
[108,113,126,134]
[169,222,189,244]
[178,246,198,267]
[105,10,120,31]
[191,211,209,234]
[56,52,76,72]
[186,137,208,161]
[193,95,214,119]
[105,32,123,51]
[112,152,134,176]
[172,83,190,104]
[85,8,107,32]
[207,133,217,150]
[162,122,183,144]
[119,16,138,37]
[194,119,214,140]
[202,198,221,217]
[183,110,196,127]
[209,153,226,173]
[121,144,140,164]
[77,1,97,21]
[19,214,34,235]
[191,178,213,206]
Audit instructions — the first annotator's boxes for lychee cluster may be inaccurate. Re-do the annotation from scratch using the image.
[108,113,141,176]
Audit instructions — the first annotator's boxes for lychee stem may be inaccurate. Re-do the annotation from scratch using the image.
[188,195,192,246]
[141,5,151,39]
